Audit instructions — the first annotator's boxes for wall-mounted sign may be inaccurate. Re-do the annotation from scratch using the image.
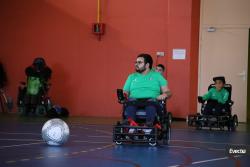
[172,49,186,60]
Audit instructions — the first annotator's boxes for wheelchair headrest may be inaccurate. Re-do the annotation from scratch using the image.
[208,84,232,101]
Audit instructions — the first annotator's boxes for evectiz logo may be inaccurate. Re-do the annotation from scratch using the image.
[226,145,249,155]
[229,148,246,154]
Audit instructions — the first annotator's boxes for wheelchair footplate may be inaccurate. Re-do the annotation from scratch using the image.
[113,125,158,146]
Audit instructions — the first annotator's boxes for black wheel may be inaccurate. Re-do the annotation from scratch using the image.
[195,122,202,130]
[230,115,238,131]
[186,115,194,126]
[163,126,171,145]
[18,105,27,116]
[233,115,238,126]
[161,118,171,145]
[45,98,53,111]
[167,112,173,124]
[35,105,47,116]
[115,141,123,145]
[148,138,157,146]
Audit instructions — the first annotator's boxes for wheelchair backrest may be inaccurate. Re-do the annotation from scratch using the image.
[208,84,232,101]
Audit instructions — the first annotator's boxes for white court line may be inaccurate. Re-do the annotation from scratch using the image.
[0,132,77,137]
[71,124,111,127]
[0,132,40,135]
[0,139,42,142]
[168,155,242,167]
[95,130,112,135]
[87,135,111,138]
[73,140,111,144]
[171,139,250,147]
[0,142,44,149]
[169,145,201,150]
[169,145,225,151]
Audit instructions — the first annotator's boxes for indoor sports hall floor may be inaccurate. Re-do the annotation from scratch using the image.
[0,114,250,167]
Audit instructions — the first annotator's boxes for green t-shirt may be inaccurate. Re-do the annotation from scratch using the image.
[123,70,168,99]
[202,87,229,104]
[27,76,42,95]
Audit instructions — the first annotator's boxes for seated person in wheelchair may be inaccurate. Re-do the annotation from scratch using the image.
[26,57,51,95]
[155,64,165,76]
[123,53,171,126]
[19,57,52,105]
[198,76,229,116]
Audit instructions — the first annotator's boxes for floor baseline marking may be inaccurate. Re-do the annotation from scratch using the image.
[168,155,242,167]
[0,142,44,149]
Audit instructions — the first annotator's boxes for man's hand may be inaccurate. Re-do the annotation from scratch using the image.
[197,96,204,103]
[160,86,172,100]
[157,93,168,100]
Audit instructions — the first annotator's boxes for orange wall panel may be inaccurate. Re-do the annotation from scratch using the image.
[0,0,200,118]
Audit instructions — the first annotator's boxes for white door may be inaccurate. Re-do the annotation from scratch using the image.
[199,0,250,122]
[199,28,248,122]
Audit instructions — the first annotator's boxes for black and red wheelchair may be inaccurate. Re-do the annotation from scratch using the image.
[113,89,172,146]
[187,84,238,131]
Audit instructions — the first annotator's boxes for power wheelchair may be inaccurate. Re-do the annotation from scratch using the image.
[113,89,172,146]
[17,80,52,116]
[187,84,238,131]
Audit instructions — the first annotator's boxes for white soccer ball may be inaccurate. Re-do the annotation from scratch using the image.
[42,118,70,146]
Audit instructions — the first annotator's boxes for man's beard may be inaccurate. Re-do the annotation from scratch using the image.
[135,66,146,73]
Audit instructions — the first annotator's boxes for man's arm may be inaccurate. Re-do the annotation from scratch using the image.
[202,89,212,101]
[123,75,132,97]
[157,85,171,100]
[218,90,229,104]
[156,73,171,100]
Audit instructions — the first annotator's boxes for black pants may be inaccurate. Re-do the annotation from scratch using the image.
[124,99,162,123]
[202,100,228,116]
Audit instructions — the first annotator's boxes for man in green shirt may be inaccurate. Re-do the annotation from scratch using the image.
[155,64,165,76]
[199,76,229,115]
[123,53,171,126]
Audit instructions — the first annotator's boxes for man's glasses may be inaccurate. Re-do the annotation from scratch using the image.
[135,61,144,64]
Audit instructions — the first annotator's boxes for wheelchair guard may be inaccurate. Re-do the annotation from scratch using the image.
[113,89,172,146]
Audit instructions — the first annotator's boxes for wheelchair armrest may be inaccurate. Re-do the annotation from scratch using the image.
[117,89,127,104]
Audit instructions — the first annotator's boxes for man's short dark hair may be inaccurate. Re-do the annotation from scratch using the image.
[156,64,165,71]
[137,53,153,69]
[213,76,226,84]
